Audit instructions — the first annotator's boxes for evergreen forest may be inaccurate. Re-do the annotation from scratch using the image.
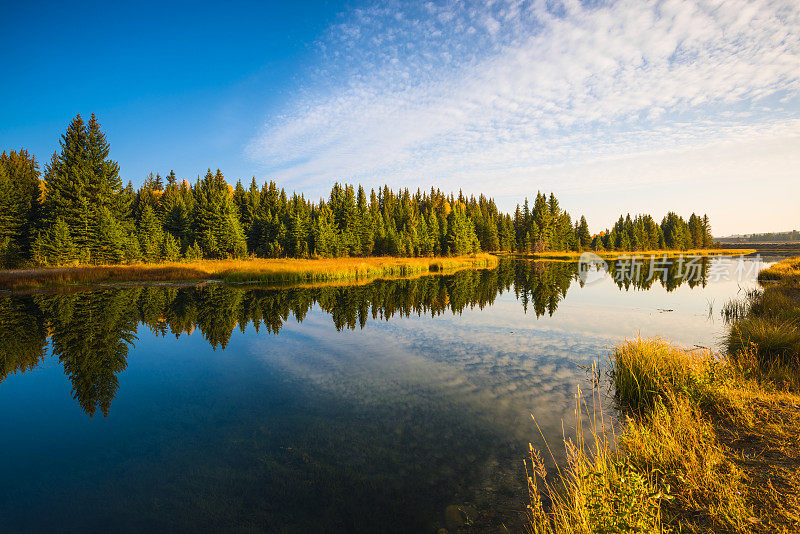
[0,114,715,268]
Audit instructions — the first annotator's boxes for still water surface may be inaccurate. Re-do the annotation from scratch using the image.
[0,257,765,533]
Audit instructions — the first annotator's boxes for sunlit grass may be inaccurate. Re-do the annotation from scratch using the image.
[525,387,668,534]
[728,318,800,368]
[758,256,800,284]
[610,337,727,412]
[528,332,800,533]
[0,254,499,290]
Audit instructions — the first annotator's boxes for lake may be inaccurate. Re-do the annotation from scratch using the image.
[0,256,768,533]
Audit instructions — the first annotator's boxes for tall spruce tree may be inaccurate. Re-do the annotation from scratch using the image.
[40,114,125,263]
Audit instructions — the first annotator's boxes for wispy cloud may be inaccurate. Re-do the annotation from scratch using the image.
[248,0,800,228]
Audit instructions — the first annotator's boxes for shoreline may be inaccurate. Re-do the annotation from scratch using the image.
[498,248,756,260]
[0,254,499,291]
[0,250,761,291]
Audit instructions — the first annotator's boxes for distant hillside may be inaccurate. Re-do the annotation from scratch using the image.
[716,230,800,243]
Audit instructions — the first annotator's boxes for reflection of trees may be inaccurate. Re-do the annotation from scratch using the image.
[514,261,576,317]
[0,257,711,416]
[35,290,139,417]
[0,296,48,383]
[604,256,710,292]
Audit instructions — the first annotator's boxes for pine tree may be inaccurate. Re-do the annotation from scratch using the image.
[42,115,92,253]
[185,240,203,261]
[312,203,338,257]
[93,207,126,264]
[138,204,165,262]
[701,215,713,248]
[0,149,41,261]
[86,113,123,218]
[161,232,181,262]
[192,170,247,258]
[39,114,125,263]
[0,164,20,266]
[33,218,77,265]
[577,216,591,249]
[355,185,374,255]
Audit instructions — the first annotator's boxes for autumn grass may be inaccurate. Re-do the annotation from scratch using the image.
[525,385,670,534]
[0,254,498,290]
[758,255,800,285]
[527,339,800,533]
[526,255,800,533]
[503,248,756,260]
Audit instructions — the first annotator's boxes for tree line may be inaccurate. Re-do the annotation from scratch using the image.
[0,114,715,268]
[716,230,800,243]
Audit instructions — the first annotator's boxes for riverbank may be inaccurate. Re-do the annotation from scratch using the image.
[501,248,756,260]
[527,256,800,533]
[0,254,499,291]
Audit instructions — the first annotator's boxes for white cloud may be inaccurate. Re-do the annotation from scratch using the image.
[248,0,800,232]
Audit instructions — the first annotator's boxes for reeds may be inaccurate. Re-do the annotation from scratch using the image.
[757,256,800,284]
[610,337,717,411]
[0,254,499,290]
[725,257,800,382]
[526,338,797,533]
[525,386,668,534]
[721,288,760,323]
[727,318,800,367]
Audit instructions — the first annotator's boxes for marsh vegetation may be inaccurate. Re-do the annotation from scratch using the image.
[526,256,800,533]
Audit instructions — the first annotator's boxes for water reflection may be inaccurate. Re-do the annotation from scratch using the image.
[0,257,748,532]
[0,258,716,418]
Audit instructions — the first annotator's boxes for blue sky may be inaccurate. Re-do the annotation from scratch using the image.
[2,0,798,235]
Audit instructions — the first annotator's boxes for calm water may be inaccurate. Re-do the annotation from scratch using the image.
[0,257,767,533]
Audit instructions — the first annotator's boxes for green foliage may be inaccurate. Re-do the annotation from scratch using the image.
[185,241,203,261]
[138,204,164,262]
[0,149,41,263]
[41,114,124,262]
[577,216,592,250]
[161,232,181,262]
[32,218,77,265]
[193,170,247,258]
[92,207,126,264]
[0,163,21,266]
[445,203,479,255]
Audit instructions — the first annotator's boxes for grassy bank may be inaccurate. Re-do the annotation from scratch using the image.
[503,248,756,260]
[0,254,498,290]
[526,256,800,533]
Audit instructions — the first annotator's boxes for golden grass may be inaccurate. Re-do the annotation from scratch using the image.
[528,330,800,533]
[525,386,670,534]
[504,248,756,260]
[0,254,498,290]
[758,255,800,285]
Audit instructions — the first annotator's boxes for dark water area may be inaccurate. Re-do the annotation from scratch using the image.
[0,257,769,533]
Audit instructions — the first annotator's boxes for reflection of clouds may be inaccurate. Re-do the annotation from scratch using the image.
[250,299,609,466]
[246,257,762,468]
